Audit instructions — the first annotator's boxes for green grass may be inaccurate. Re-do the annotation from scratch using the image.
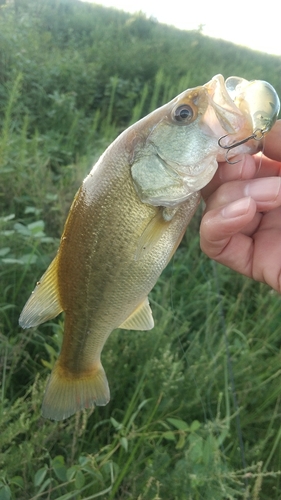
[2,232,281,499]
[1,1,281,498]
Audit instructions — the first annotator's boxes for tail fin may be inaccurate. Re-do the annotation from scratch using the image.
[41,360,110,420]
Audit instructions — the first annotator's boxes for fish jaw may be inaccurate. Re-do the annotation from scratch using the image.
[201,74,253,140]
[131,74,279,208]
[208,75,280,159]
[131,75,250,207]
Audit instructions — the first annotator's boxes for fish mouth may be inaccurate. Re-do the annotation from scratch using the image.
[202,74,280,152]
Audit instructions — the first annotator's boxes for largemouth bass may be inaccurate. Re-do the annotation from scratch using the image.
[19,75,280,420]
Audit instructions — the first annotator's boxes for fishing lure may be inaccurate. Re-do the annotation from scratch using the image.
[218,77,280,163]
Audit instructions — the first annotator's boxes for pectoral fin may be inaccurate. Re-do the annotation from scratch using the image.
[134,206,179,260]
[134,209,169,260]
[119,297,154,330]
[19,256,63,329]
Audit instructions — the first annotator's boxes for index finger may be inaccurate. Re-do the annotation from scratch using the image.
[202,120,281,201]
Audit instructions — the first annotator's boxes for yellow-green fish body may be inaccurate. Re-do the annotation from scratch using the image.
[19,75,280,420]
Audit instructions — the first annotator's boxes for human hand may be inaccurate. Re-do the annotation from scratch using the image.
[200,120,281,293]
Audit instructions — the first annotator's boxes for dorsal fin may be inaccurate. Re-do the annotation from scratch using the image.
[119,297,154,331]
[19,256,63,329]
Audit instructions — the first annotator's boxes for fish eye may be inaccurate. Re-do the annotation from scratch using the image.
[173,104,194,123]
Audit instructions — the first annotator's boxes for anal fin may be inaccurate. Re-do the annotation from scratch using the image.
[119,297,154,331]
[19,256,63,329]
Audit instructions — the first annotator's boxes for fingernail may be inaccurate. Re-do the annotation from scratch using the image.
[221,197,251,218]
[244,177,281,201]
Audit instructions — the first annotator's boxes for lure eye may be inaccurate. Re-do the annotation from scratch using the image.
[173,104,194,123]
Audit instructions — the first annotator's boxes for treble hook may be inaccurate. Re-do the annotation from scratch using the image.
[218,129,265,164]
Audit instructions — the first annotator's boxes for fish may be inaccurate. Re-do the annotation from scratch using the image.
[19,74,280,420]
